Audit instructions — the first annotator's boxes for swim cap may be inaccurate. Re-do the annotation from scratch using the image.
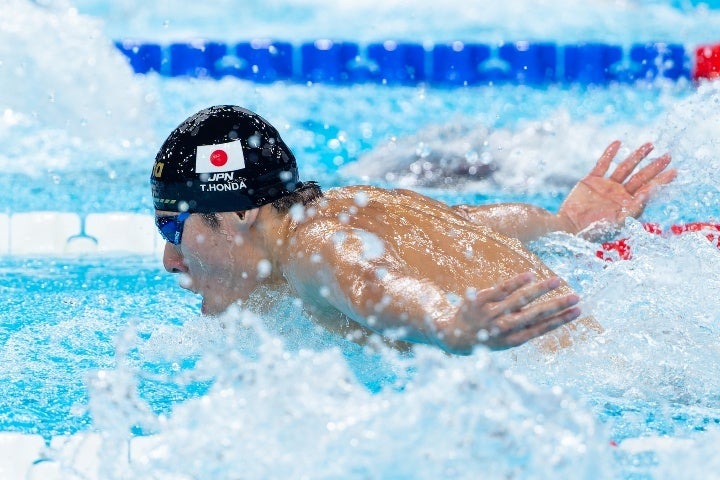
[151,105,300,213]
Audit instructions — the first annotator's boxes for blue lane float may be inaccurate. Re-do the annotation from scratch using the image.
[301,40,360,83]
[431,42,490,85]
[115,40,162,74]
[629,43,690,81]
[366,42,427,84]
[235,40,293,82]
[563,43,624,84]
[168,41,228,78]
[114,39,695,86]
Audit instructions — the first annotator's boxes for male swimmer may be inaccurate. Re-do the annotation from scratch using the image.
[151,105,675,355]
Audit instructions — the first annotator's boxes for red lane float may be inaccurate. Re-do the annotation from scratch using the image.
[597,222,720,261]
[694,43,720,81]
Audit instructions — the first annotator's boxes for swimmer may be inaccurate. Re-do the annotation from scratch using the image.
[151,105,675,354]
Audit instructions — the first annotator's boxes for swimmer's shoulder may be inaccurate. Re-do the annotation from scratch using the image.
[325,185,448,210]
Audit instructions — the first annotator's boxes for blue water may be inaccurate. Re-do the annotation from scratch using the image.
[3,0,720,478]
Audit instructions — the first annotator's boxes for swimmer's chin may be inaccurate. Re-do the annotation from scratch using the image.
[200,297,219,316]
[201,298,219,316]
[200,297,233,316]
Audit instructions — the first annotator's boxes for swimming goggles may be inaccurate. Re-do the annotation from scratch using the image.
[155,212,191,245]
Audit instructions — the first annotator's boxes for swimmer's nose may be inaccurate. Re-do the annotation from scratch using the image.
[163,243,188,274]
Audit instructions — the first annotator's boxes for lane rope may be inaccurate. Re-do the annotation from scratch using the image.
[597,222,720,261]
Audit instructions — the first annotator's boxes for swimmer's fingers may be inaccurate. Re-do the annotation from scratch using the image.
[623,154,675,195]
[471,271,536,304]
[588,140,621,177]
[455,276,581,352]
[634,169,677,202]
[609,142,654,183]
[496,306,582,349]
[469,275,579,348]
[500,292,580,333]
[618,168,677,219]
[486,276,564,315]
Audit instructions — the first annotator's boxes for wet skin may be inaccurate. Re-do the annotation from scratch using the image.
[160,188,579,354]
[160,140,676,354]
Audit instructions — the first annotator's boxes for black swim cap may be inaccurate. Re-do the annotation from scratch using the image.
[151,105,300,213]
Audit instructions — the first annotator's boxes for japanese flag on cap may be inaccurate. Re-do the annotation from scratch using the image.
[195,139,246,174]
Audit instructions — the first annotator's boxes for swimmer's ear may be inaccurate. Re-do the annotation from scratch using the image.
[235,208,259,225]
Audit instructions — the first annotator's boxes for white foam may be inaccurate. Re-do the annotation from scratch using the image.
[0,0,154,175]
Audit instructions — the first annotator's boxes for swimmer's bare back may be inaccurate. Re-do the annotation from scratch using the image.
[282,186,588,354]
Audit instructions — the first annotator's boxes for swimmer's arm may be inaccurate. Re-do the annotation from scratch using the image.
[454,203,574,243]
[331,264,582,354]
[292,230,581,354]
[455,141,676,242]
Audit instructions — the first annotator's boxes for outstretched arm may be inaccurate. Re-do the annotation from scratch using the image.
[455,141,676,242]
[429,272,582,354]
[342,264,581,355]
[292,228,581,354]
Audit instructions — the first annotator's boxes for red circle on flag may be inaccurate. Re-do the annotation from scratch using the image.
[210,149,228,167]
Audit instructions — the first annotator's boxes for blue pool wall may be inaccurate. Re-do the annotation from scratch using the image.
[115,39,698,85]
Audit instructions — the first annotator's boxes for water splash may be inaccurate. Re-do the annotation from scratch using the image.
[341,85,675,192]
[4,1,720,478]
[55,304,614,479]
[0,0,154,175]
[519,220,720,441]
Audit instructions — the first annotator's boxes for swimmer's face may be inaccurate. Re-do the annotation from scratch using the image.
[158,210,264,315]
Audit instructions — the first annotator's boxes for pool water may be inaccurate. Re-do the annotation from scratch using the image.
[4,0,720,478]
[0,256,198,434]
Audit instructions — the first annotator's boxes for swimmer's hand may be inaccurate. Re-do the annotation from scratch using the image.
[437,272,581,354]
[558,141,676,238]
